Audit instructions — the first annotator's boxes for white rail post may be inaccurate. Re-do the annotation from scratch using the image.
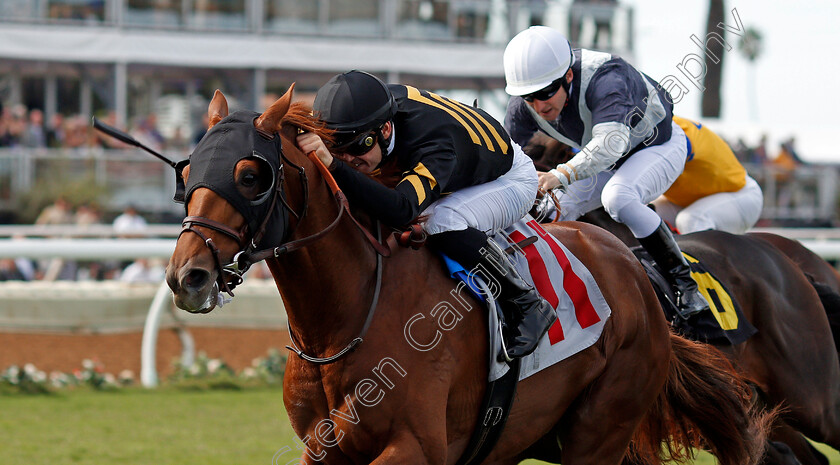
[140,281,176,387]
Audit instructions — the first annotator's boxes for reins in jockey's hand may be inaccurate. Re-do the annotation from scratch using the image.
[531,188,563,223]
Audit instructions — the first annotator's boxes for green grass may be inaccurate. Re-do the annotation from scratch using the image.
[0,388,295,465]
[2,388,839,464]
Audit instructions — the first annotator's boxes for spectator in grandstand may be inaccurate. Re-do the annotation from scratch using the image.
[112,205,148,237]
[33,196,78,280]
[21,108,47,148]
[779,137,804,164]
[63,114,91,148]
[70,202,111,280]
[191,113,210,147]
[0,236,35,282]
[94,112,129,149]
[46,113,66,148]
[119,258,166,283]
[35,196,75,225]
[169,126,189,153]
[0,104,27,147]
[75,203,103,228]
[769,136,805,184]
[131,114,165,152]
[751,134,768,165]
[731,137,750,163]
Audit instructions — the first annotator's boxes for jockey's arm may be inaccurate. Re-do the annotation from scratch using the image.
[330,160,440,227]
[550,122,630,187]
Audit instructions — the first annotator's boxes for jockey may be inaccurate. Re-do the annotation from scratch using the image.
[655,116,763,234]
[296,70,556,360]
[503,25,709,318]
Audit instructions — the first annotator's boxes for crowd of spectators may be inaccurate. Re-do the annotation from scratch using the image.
[4,199,166,283]
[729,134,807,179]
[0,103,184,153]
[2,197,272,283]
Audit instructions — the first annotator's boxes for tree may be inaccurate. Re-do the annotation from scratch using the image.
[701,0,725,117]
[738,27,764,121]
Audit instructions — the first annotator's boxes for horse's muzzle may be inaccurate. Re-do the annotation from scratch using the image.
[166,262,219,313]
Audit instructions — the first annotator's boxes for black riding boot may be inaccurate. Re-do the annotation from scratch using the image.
[638,220,710,318]
[478,237,557,360]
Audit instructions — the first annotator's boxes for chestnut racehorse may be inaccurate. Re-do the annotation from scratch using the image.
[527,136,840,465]
[165,87,771,465]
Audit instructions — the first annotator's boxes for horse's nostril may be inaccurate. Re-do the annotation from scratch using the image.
[183,269,210,291]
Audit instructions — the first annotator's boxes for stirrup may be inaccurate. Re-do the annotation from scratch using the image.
[675,291,707,320]
[497,320,514,364]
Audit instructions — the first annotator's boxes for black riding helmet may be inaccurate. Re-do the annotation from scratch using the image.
[313,70,397,156]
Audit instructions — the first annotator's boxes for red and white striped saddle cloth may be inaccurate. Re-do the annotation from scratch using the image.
[481,218,613,382]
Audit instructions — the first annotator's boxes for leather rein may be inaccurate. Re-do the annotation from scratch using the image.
[179,144,391,365]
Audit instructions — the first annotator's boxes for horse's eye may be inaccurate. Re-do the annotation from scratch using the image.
[241,172,258,187]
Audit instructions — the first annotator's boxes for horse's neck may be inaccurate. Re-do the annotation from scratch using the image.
[267,163,377,355]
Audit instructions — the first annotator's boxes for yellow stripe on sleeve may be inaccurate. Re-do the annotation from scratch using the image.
[412,162,437,190]
[400,174,427,205]
[406,86,481,145]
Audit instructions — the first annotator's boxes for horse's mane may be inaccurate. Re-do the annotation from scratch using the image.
[281,102,335,146]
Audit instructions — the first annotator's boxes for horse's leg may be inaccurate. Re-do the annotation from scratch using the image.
[742,303,840,451]
[367,433,446,465]
[554,318,671,465]
[767,421,829,465]
[519,222,671,465]
[762,440,805,465]
[688,234,840,456]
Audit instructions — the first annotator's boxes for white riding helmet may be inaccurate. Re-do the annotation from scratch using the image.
[504,26,575,96]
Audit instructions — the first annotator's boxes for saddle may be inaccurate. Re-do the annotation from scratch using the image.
[631,247,757,345]
[438,218,612,465]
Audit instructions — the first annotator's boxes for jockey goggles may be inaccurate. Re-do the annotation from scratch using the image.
[330,129,379,157]
[522,77,566,102]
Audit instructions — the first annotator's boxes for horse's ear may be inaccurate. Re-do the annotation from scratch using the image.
[255,82,294,136]
[208,90,228,129]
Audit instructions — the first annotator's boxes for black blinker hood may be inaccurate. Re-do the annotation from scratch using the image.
[184,110,288,248]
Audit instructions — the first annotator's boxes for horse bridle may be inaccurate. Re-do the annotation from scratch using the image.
[181,141,392,280]
[178,149,298,296]
[181,141,392,364]
[92,115,392,365]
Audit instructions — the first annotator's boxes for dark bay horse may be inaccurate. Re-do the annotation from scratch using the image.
[527,136,840,465]
[165,87,772,465]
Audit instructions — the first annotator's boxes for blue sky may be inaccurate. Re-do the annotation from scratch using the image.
[626,0,840,162]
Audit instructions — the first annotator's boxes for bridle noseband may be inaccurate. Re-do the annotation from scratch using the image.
[179,215,248,295]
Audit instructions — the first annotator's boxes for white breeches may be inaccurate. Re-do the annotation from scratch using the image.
[555,121,687,237]
[422,142,538,235]
[652,175,763,234]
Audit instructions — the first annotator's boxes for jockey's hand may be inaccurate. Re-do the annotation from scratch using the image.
[538,167,572,191]
[296,132,333,168]
[538,171,562,191]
